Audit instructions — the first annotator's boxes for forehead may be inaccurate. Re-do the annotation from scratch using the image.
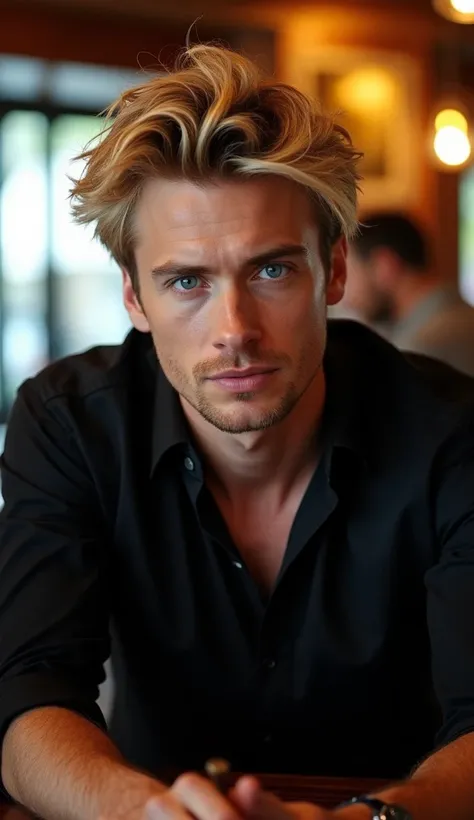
[134,176,319,253]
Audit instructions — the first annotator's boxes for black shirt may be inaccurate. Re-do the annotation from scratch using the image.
[1,320,474,785]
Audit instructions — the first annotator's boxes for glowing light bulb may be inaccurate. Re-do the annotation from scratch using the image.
[433,0,474,22]
[434,125,471,166]
[450,0,474,13]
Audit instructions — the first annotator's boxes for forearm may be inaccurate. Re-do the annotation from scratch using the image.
[335,732,474,820]
[2,706,165,820]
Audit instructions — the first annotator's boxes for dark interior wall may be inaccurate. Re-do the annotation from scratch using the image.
[0,1,275,70]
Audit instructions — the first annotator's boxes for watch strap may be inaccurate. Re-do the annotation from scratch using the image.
[336,795,412,820]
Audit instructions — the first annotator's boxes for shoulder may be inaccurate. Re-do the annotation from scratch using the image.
[326,319,474,460]
[17,329,154,410]
[328,318,474,403]
[400,349,474,404]
[3,330,156,495]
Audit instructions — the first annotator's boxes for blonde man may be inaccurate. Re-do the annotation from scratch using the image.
[1,44,474,820]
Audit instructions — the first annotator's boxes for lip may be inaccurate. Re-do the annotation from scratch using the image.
[207,367,278,393]
[208,366,277,380]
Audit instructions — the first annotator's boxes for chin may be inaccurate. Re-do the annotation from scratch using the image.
[198,399,294,435]
[207,417,278,435]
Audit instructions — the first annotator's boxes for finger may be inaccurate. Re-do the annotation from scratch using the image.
[231,778,293,820]
[172,772,242,820]
[145,791,194,820]
[230,777,261,813]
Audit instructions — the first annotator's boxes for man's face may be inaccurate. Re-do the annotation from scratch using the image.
[124,176,346,434]
[343,247,392,323]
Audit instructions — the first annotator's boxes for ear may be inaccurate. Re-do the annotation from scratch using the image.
[122,268,150,333]
[326,236,347,307]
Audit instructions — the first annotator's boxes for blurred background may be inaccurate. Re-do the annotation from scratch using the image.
[1,0,474,452]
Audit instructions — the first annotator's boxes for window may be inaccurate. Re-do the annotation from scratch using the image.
[0,57,142,432]
[459,166,474,306]
[1,110,49,409]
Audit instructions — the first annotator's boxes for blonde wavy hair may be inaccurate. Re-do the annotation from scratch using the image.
[71,44,362,288]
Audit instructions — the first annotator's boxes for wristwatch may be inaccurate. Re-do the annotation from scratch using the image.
[336,795,412,820]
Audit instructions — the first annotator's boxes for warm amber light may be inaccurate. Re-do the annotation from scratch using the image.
[333,67,397,115]
[450,0,474,12]
[434,125,471,166]
[434,108,468,133]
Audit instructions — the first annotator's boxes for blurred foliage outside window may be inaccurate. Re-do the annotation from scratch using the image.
[0,56,142,453]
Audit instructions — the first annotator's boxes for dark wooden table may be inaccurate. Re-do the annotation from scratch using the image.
[0,773,388,819]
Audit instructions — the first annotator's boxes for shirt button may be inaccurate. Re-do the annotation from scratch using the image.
[233,561,243,569]
[262,657,277,670]
[184,456,195,471]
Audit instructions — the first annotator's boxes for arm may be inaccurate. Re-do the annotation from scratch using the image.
[332,733,474,820]
[2,707,165,820]
[0,380,153,817]
[318,414,474,820]
[334,415,474,819]
[228,739,474,820]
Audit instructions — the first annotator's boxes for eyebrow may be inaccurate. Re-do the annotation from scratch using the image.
[150,243,309,279]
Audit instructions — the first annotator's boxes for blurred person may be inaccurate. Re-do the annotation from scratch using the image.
[2,44,474,820]
[344,212,474,375]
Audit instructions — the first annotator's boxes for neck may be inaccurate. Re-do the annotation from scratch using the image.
[181,368,326,504]
[391,270,442,321]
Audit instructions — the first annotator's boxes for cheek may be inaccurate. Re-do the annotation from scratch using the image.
[144,307,182,360]
[143,292,195,340]
[146,306,205,377]
[271,295,325,348]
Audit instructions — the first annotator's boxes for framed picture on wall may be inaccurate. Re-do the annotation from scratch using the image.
[283,45,423,211]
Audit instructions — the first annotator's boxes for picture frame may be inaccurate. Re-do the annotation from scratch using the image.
[283,44,423,212]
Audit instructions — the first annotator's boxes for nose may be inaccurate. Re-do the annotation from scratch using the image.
[211,285,262,352]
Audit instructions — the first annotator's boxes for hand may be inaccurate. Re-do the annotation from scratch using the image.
[145,772,244,820]
[231,775,333,820]
[145,772,332,820]
[231,778,369,819]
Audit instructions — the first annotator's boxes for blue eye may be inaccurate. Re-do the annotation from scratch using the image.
[173,275,200,292]
[258,263,288,280]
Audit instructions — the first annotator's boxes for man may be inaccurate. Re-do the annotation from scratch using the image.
[343,212,474,375]
[1,44,474,820]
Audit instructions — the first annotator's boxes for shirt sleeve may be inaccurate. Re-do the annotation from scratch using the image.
[425,411,474,750]
[0,379,110,793]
